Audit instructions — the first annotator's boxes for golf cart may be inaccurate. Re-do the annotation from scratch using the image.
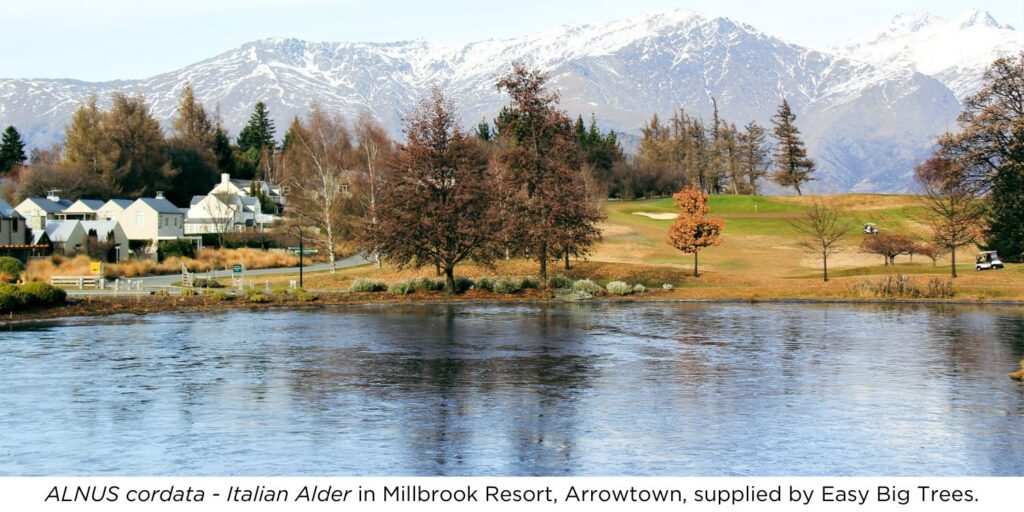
[863,223,878,235]
[975,251,1004,271]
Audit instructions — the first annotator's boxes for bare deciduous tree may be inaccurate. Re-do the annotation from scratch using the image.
[280,104,353,273]
[790,201,851,282]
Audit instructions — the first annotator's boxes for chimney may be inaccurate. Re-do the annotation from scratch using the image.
[46,189,61,202]
[221,173,230,185]
[155,191,165,200]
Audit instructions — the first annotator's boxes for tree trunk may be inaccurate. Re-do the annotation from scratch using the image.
[693,252,699,277]
[435,262,441,277]
[564,248,570,270]
[823,253,829,282]
[445,266,456,296]
[539,241,548,282]
[951,247,957,279]
[794,183,802,196]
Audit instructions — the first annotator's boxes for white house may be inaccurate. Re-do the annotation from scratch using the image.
[38,219,129,261]
[14,194,71,230]
[209,173,285,210]
[59,199,105,220]
[119,193,185,247]
[184,175,275,234]
[96,199,133,221]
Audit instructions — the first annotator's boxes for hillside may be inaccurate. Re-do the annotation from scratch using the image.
[1,8,1018,193]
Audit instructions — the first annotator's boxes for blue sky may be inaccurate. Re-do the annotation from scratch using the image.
[2,0,1021,81]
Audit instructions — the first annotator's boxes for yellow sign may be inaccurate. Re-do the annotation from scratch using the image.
[90,261,104,276]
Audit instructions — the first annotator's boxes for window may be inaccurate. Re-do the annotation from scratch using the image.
[12,220,17,233]
[136,212,145,228]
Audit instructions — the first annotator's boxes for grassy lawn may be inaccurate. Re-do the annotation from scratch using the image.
[227,193,1024,302]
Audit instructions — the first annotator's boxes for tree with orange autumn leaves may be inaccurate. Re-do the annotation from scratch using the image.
[667,187,723,277]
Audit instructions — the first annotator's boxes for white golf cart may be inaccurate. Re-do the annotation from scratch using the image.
[975,251,1004,271]
[863,223,878,235]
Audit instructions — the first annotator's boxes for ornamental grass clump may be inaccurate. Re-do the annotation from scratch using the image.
[605,281,633,296]
[449,276,475,294]
[413,277,444,292]
[492,278,522,295]
[572,279,603,296]
[248,293,270,304]
[350,278,387,292]
[389,280,415,296]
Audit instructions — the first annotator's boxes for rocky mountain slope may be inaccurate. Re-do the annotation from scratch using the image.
[0,8,1018,192]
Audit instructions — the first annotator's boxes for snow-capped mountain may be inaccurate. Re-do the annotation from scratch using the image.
[833,8,1022,99]
[0,8,1018,193]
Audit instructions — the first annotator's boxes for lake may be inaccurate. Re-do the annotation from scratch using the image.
[1,303,1022,476]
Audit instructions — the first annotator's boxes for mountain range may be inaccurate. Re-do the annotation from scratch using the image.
[0,8,1020,193]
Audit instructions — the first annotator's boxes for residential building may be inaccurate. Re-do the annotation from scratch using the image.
[1,199,31,248]
[14,194,71,230]
[184,192,269,234]
[96,199,133,221]
[209,173,285,211]
[59,199,105,220]
[43,220,86,256]
[120,193,185,248]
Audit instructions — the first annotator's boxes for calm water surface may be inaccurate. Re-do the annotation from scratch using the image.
[1,303,1022,476]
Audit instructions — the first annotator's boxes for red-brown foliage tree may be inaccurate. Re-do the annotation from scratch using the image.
[667,187,724,277]
[375,88,501,294]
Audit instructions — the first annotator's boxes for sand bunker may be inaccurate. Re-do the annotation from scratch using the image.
[633,212,678,220]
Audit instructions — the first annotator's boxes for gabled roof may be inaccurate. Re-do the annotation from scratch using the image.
[99,199,133,211]
[44,220,82,242]
[17,197,68,214]
[190,195,206,206]
[80,220,120,239]
[64,199,105,214]
[0,199,18,217]
[134,197,183,214]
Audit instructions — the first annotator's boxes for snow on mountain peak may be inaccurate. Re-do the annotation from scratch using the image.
[955,8,1014,30]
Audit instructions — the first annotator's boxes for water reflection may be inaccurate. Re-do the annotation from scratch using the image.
[1,303,1022,476]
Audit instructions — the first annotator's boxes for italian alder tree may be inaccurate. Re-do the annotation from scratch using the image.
[939,52,1024,262]
[494,62,604,282]
[376,89,501,294]
[790,201,851,282]
[914,156,984,278]
[667,187,723,277]
[771,99,815,195]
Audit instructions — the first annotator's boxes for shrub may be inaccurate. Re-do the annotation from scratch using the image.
[0,257,23,282]
[389,280,415,295]
[633,284,647,294]
[518,276,540,289]
[191,278,224,289]
[0,283,28,313]
[572,279,603,295]
[413,277,444,292]
[248,293,270,304]
[475,277,495,292]
[213,291,233,301]
[180,288,197,297]
[492,278,522,295]
[854,274,954,299]
[20,282,66,307]
[926,278,954,298]
[157,239,197,261]
[350,278,387,292]
[606,281,633,296]
[449,276,475,294]
[295,290,319,302]
[548,274,573,290]
[662,283,674,290]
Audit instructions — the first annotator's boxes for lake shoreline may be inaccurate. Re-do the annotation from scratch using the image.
[6,290,1024,325]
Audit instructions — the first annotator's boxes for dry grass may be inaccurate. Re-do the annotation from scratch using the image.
[24,249,299,282]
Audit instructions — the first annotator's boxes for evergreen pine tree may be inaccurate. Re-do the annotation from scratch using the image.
[475,119,492,142]
[281,116,302,151]
[0,125,27,173]
[770,99,815,195]
[237,101,276,153]
[984,125,1024,261]
[211,123,235,175]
